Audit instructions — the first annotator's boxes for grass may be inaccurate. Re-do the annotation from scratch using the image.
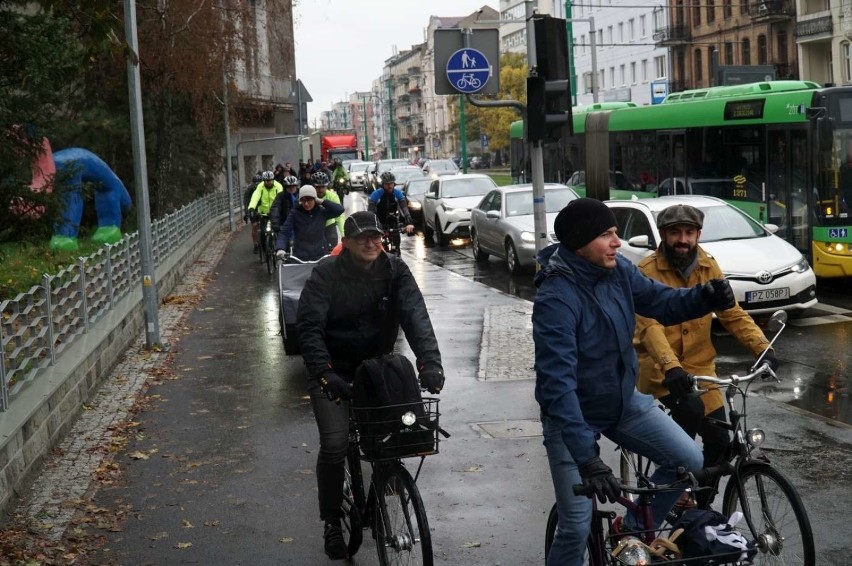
[487,172,513,186]
[0,240,106,300]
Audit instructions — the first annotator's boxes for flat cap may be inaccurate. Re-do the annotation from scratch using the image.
[657,204,704,229]
[344,211,384,238]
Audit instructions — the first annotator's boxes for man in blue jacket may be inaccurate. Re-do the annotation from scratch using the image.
[533,198,736,566]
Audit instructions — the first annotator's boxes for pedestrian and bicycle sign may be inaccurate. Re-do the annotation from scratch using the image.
[446,48,490,94]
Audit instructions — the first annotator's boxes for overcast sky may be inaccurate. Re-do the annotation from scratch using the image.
[293,0,498,125]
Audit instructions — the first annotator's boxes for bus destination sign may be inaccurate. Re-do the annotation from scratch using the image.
[724,99,766,120]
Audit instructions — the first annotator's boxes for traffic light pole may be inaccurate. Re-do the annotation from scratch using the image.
[526,1,549,258]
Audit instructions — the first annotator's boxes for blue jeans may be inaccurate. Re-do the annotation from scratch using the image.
[543,391,702,566]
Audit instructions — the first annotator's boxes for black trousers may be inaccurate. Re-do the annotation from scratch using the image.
[307,376,349,521]
[659,394,729,468]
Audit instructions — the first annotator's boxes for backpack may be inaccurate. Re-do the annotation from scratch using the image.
[672,509,757,565]
[352,354,437,460]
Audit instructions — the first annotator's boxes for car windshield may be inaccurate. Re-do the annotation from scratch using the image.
[653,204,767,242]
[406,179,431,196]
[392,169,424,183]
[428,160,459,172]
[505,188,577,216]
[442,177,496,198]
[350,163,371,173]
[378,160,408,172]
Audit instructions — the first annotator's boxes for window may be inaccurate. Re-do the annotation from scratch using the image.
[693,2,701,25]
[723,0,732,18]
[580,34,586,54]
[599,70,606,89]
[655,55,666,78]
[641,59,648,81]
[695,49,703,81]
[608,25,613,46]
[640,15,646,37]
[653,7,663,30]
[618,22,624,43]
[758,34,767,64]
[629,18,635,40]
[598,29,603,46]
[620,64,626,85]
[777,29,788,64]
[725,42,733,64]
[707,0,715,23]
[844,42,852,83]
[742,38,751,65]
[708,46,716,81]
[740,0,748,14]
[631,62,636,83]
[610,66,616,86]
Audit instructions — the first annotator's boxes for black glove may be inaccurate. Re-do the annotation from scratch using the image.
[418,366,445,394]
[663,367,693,399]
[701,278,736,311]
[249,209,259,223]
[578,456,621,504]
[243,213,248,224]
[761,351,780,374]
[320,372,351,403]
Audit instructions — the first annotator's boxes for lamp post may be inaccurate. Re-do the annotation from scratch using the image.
[386,77,396,159]
[361,95,369,161]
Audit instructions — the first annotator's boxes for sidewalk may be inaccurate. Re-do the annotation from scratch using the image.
[4,224,851,564]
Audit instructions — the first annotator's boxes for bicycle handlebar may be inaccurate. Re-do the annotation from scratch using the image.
[690,363,775,388]
[571,462,734,497]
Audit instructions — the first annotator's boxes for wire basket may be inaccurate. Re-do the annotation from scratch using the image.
[352,398,442,462]
[602,525,755,565]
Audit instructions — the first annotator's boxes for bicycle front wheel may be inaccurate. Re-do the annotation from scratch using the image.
[544,503,598,565]
[265,234,275,274]
[342,442,365,558]
[374,462,433,566]
[722,462,815,565]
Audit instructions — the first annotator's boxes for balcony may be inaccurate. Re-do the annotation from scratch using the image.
[408,66,421,77]
[652,25,690,46]
[399,93,410,103]
[749,0,794,22]
[795,15,832,38]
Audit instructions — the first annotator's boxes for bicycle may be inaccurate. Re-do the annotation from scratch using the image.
[340,394,450,564]
[545,310,816,565]
[256,214,270,267]
[262,216,277,274]
[381,211,403,256]
[456,73,482,89]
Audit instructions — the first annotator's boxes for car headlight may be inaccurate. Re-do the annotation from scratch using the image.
[520,231,535,243]
[408,201,421,210]
[791,255,810,273]
[442,204,467,214]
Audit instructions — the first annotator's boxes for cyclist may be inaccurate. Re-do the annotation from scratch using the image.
[275,185,344,262]
[311,171,345,248]
[269,175,301,235]
[331,158,349,197]
[532,198,736,566]
[296,210,444,560]
[247,171,283,253]
[368,171,415,236]
[634,204,779,489]
[243,172,262,225]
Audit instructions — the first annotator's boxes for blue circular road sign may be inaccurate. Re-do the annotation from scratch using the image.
[446,48,490,94]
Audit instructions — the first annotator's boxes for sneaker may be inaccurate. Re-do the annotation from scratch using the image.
[323,520,347,560]
[252,244,259,254]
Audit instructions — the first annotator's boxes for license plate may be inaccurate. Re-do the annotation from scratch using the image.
[746,288,790,303]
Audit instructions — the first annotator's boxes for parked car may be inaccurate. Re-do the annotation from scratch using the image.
[423,173,498,246]
[403,177,432,225]
[348,161,372,191]
[422,159,459,178]
[605,195,818,315]
[470,184,580,273]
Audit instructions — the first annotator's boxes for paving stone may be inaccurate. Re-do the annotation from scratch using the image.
[478,304,536,381]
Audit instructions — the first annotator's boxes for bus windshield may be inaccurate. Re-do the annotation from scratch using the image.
[815,127,852,227]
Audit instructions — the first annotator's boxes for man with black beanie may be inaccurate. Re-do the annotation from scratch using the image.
[532,198,736,565]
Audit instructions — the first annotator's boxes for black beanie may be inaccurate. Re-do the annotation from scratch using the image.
[554,198,618,251]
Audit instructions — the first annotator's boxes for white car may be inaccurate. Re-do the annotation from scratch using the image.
[470,184,579,273]
[423,174,497,246]
[348,161,372,190]
[605,195,818,315]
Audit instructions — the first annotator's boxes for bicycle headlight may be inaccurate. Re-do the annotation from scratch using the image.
[401,411,417,427]
[265,223,273,233]
[613,536,651,565]
[746,428,765,447]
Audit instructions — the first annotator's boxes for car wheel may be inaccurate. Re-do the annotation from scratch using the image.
[506,240,520,274]
[424,217,434,240]
[435,216,449,247]
[472,230,490,263]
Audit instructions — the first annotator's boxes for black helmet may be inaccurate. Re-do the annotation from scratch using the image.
[311,171,330,186]
[380,171,396,185]
[252,173,263,183]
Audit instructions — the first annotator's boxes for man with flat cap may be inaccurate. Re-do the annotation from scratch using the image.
[634,203,778,503]
[296,211,444,559]
[532,198,737,565]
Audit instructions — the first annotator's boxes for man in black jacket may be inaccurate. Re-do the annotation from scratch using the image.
[296,211,444,560]
[274,186,344,261]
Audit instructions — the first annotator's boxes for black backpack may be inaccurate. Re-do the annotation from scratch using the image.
[352,354,436,460]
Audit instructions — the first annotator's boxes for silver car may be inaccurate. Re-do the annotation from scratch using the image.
[470,184,580,273]
[403,177,432,224]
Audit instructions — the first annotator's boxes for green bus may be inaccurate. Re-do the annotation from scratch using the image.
[509,80,852,278]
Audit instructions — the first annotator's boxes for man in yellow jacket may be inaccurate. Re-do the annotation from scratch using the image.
[634,203,779,472]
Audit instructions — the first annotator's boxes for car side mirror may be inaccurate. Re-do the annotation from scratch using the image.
[486,210,500,219]
[763,223,780,234]
[627,235,652,249]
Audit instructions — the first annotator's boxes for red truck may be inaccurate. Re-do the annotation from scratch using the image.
[304,131,359,163]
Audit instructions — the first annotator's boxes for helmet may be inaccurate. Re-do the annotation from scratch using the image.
[380,171,396,185]
[283,175,299,186]
[261,171,275,181]
[252,173,263,183]
[311,171,330,186]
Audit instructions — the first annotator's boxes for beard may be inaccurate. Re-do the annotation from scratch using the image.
[661,241,698,271]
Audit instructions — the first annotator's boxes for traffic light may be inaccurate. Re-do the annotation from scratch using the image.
[527,15,573,143]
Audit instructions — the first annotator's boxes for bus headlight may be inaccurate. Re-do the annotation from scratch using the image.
[746,428,765,447]
[791,256,810,273]
[401,411,417,427]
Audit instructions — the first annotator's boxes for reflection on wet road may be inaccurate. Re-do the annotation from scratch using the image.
[386,198,852,426]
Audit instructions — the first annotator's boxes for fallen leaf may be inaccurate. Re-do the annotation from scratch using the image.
[149,531,169,541]
[462,541,481,548]
[129,451,149,460]
[463,465,484,473]
[197,355,213,360]
[175,542,193,549]
[182,519,194,528]
[279,537,294,543]
[203,520,220,527]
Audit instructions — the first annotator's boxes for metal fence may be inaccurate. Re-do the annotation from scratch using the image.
[0,191,230,411]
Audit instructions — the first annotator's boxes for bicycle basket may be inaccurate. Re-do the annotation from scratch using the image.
[352,398,441,461]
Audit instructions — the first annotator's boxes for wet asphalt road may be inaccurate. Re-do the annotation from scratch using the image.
[85,191,852,564]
